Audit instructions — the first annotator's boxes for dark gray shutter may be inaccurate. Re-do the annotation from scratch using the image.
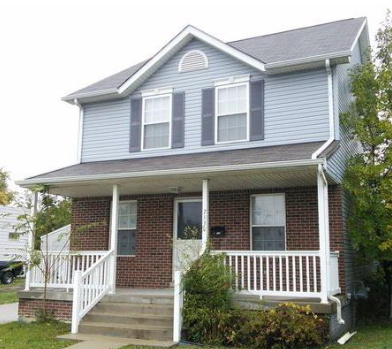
[201,88,215,146]
[250,80,265,141]
[172,92,185,148]
[129,98,142,152]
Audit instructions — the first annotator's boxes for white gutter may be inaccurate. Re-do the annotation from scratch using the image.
[311,59,335,159]
[16,158,324,187]
[74,99,84,164]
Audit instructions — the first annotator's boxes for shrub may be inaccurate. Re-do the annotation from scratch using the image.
[234,303,329,349]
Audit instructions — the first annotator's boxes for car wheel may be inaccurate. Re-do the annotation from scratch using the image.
[1,271,14,285]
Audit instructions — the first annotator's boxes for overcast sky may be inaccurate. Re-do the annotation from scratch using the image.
[0,0,390,190]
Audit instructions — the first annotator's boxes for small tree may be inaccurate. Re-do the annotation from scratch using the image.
[14,186,72,321]
[0,168,14,205]
[342,10,392,317]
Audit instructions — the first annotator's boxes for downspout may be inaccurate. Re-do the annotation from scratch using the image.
[318,164,345,325]
[312,59,335,159]
[329,295,345,325]
[74,99,83,164]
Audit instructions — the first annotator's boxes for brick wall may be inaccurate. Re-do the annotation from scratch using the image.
[70,186,345,290]
[18,299,72,321]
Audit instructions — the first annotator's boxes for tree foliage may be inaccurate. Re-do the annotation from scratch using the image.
[342,11,392,263]
[0,168,14,205]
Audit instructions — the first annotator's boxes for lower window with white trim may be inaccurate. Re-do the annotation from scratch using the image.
[251,194,286,251]
[117,201,137,256]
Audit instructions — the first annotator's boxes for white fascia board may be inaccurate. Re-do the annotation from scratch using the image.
[16,158,323,187]
[117,25,266,95]
[350,18,368,52]
[264,51,352,70]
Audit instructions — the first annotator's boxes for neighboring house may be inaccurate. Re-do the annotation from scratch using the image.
[40,225,71,252]
[17,17,370,342]
[0,205,27,262]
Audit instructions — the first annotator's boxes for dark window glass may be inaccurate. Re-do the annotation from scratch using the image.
[117,229,136,255]
[252,227,285,251]
[177,201,202,240]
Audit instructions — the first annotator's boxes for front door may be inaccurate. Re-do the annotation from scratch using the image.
[173,198,202,274]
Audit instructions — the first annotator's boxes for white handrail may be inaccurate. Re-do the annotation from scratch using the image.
[72,249,114,334]
[29,251,107,289]
[173,271,183,343]
[211,250,340,299]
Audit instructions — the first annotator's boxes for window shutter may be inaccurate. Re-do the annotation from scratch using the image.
[250,80,265,141]
[129,98,142,152]
[172,92,185,148]
[201,88,215,146]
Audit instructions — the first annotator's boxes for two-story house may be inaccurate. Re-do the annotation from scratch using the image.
[17,17,370,342]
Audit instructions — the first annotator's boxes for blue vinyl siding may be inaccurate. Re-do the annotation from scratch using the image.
[81,39,330,162]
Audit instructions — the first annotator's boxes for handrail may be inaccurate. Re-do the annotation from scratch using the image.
[71,249,114,334]
[211,250,320,256]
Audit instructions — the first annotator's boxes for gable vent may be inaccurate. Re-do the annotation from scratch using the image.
[179,50,208,73]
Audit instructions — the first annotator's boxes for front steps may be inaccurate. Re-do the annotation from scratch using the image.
[78,289,174,341]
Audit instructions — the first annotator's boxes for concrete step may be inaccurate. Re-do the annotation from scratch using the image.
[79,321,173,341]
[94,302,174,316]
[102,294,173,305]
[84,311,173,327]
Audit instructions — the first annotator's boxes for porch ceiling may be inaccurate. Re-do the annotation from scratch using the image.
[46,165,324,198]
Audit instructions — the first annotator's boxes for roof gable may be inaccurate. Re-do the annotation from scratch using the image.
[63,17,368,103]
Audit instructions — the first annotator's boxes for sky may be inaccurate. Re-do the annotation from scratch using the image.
[0,0,390,191]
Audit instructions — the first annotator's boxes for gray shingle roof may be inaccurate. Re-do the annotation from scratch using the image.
[64,17,365,100]
[25,141,328,183]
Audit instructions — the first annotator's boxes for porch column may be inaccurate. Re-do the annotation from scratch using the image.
[109,184,119,294]
[25,191,38,291]
[201,179,209,254]
[317,165,331,304]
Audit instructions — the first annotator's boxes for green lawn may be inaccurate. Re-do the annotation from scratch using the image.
[0,322,73,349]
[0,278,24,305]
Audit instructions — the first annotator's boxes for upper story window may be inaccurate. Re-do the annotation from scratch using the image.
[215,82,249,143]
[142,94,172,150]
[179,50,208,73]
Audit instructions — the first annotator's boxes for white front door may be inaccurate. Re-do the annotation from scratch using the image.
[173,198,202,274]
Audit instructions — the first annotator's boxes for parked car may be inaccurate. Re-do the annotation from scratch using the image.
[0,261,24,284]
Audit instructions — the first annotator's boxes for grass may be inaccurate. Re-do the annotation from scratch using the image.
[0,278,24,305]
[0,322,73,349]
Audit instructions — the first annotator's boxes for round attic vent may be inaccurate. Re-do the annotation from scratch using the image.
[178,50,208,73]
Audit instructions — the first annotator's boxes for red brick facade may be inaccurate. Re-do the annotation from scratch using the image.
[18,299,72,321]
[70,185,346,291]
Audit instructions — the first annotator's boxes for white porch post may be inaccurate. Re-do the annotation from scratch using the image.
[317,165,331,303]
[24,191,38,291]
[110,184,119,294]
[201,179,210,254]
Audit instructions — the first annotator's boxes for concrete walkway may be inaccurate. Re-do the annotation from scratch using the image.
[58,333,176,349]
[0,303,18,324]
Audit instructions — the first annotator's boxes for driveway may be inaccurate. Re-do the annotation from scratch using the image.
[0,303,18,324]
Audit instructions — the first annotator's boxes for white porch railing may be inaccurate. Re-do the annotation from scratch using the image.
[72,249,114,333]
[30,251,108,289]
[211,250,340,299]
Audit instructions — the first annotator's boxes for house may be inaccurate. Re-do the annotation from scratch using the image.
[40,225,70,253]
[17,17,370,342]
[0,205,28,262]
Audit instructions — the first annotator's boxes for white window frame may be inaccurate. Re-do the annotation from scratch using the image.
[141,92,172,151]
[250,193,287,251]
[214,81,250,145]
[117,200,138,257]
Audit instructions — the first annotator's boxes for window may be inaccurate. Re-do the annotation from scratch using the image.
[216,83,248,143]
[179,50,208,73]
[117,201,137,256]
[251,194,286,251]
[142,94,171,150]
[8,232,20,240]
